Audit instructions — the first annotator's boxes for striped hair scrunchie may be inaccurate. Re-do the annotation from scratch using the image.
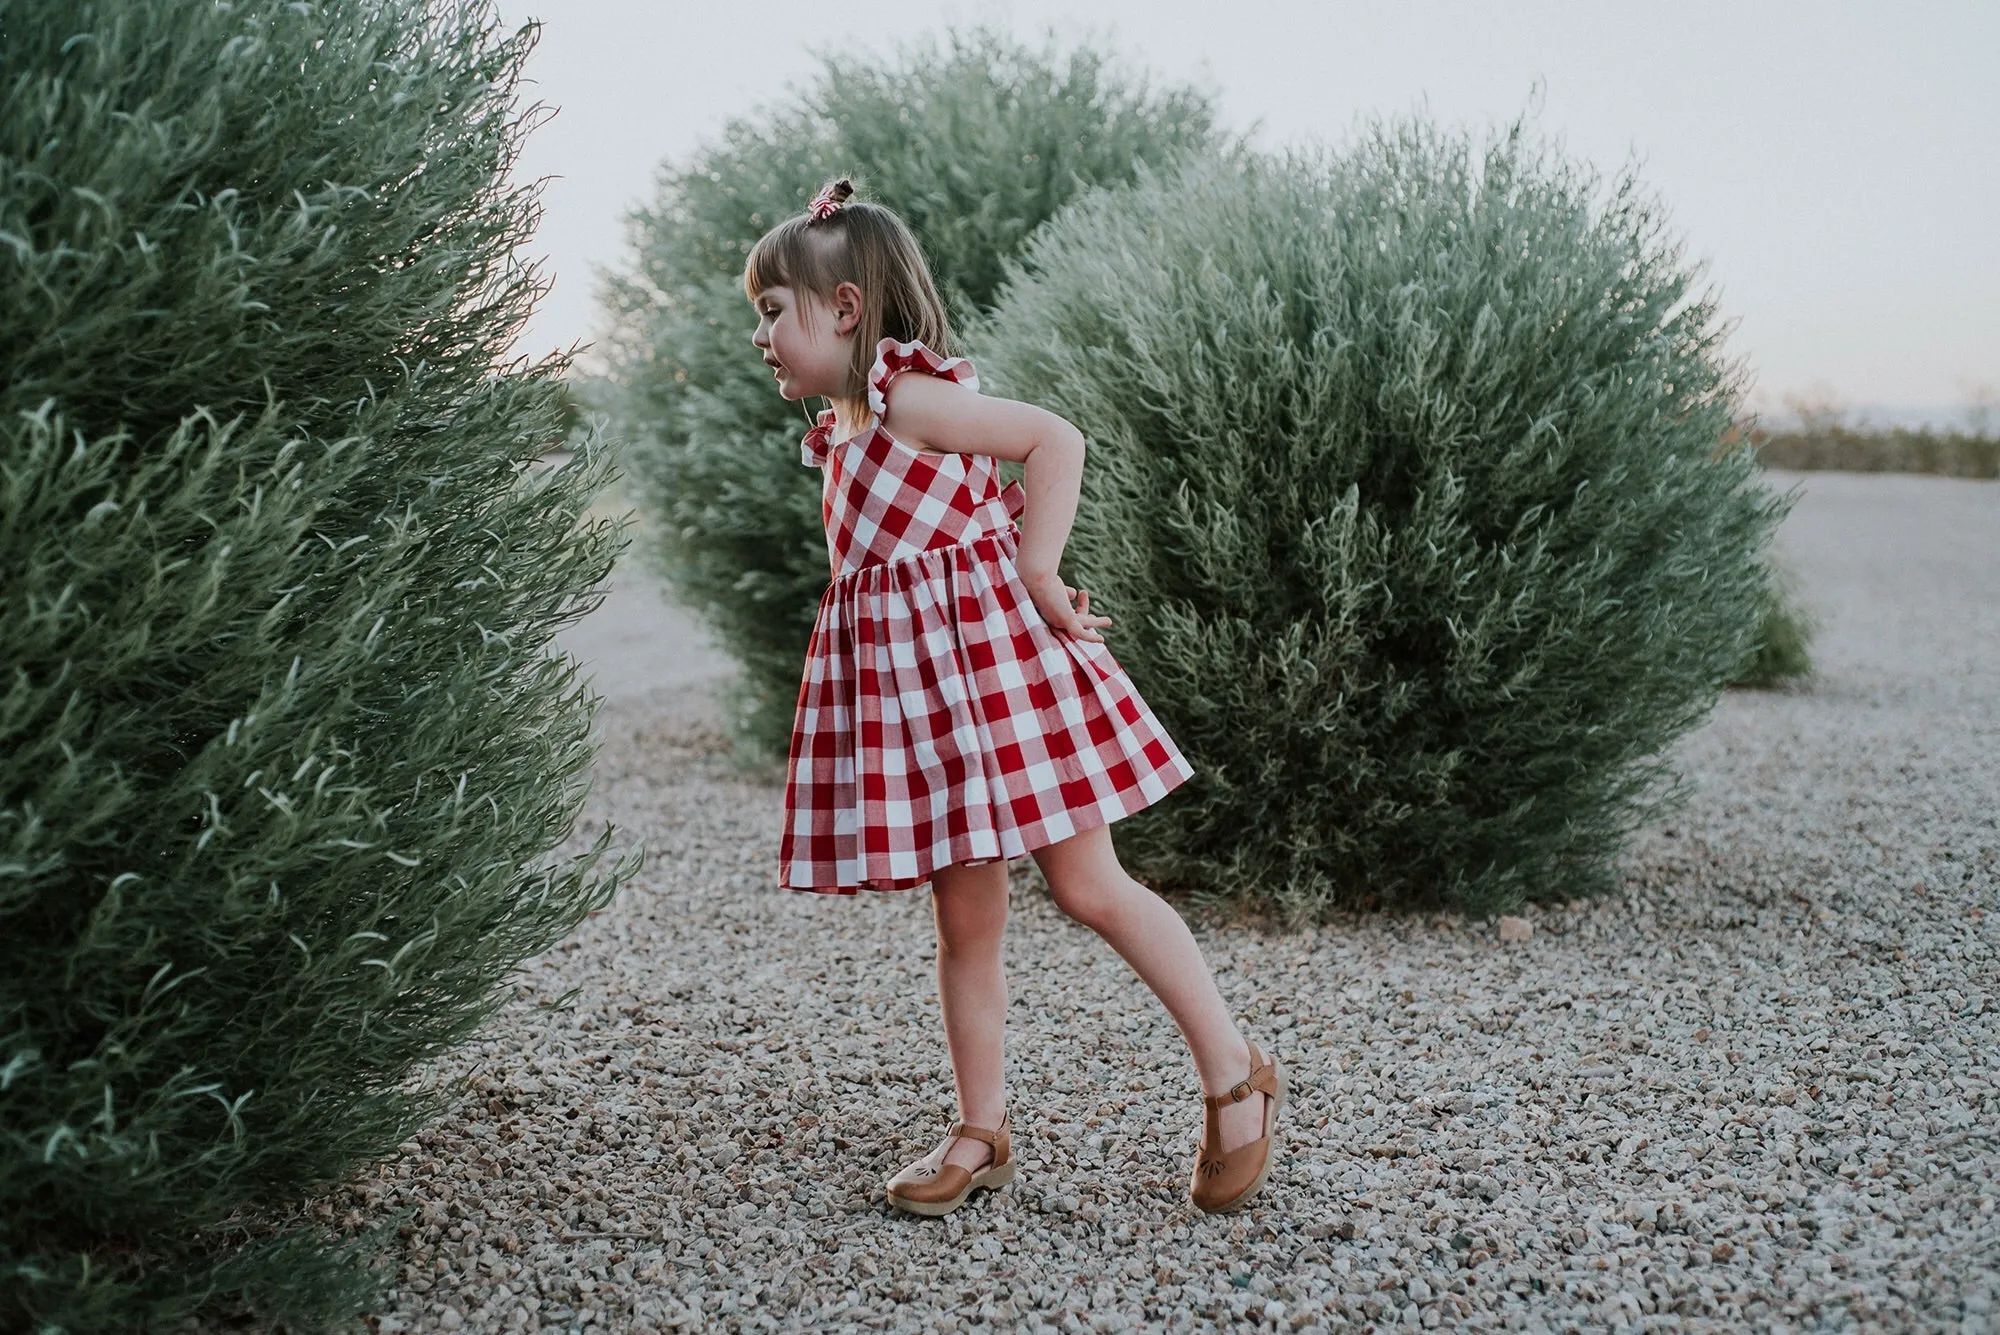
[808,179,853,220]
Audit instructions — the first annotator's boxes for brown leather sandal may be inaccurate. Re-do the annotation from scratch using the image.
[885,1113,1017,1217]
[1189,1040,1287,1213]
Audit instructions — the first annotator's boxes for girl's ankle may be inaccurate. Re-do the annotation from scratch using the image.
[1198,1035,1256,1095]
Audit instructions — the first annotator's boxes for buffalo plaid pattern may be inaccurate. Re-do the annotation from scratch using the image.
[778,339,1195,893]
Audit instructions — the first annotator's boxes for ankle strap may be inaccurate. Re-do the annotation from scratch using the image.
[948,1111,1009,1145]
[1203,1042,1278,1110]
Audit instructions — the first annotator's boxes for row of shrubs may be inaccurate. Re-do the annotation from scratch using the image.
[1748,426,1999,479]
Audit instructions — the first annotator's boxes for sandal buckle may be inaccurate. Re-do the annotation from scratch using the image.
[1228,1079,1253,1103]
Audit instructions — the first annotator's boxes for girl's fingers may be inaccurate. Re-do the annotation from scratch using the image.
[1041,585,1108,640]
[1062,610,1102,641]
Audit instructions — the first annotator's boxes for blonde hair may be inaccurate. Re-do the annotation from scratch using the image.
[743,177,953,412]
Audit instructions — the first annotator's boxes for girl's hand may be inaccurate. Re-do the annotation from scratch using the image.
[1020,569,1111,643]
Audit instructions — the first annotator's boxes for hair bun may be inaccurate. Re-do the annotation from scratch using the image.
[807,178,854,221]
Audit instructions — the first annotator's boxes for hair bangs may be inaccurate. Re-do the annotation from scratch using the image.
[743,215,829,304]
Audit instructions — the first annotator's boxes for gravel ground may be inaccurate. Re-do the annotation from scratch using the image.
[334,471,1998,1334]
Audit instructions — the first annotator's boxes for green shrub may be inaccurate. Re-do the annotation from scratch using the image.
[593,27,1219,760]
[1732,557,1817,688]
[975,125,1791,921]
[0,2,635,1328]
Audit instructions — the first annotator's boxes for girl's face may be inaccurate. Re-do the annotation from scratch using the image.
[749,283,854,402]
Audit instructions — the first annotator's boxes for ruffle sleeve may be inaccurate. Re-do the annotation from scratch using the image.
[801,408,837,468]
[867,337,979,422]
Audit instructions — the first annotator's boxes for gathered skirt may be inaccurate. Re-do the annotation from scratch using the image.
[778,525,1194,892]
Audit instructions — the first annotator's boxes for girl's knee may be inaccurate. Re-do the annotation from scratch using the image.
[937,908,1005,958]
[1033,826,1129,929]
[1046,875,1121,931]
[932,861,1008,947]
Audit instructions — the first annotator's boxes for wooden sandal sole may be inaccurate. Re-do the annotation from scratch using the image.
[886,1158,1018,1217]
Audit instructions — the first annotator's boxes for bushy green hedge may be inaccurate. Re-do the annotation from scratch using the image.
[975,125,1791,921]
[1,2,634,1329]
[594,27,1219,759]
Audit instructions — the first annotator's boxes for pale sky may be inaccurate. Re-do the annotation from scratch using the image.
[494,0,2000,428]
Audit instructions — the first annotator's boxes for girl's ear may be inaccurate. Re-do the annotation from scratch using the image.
[831,280,864,337]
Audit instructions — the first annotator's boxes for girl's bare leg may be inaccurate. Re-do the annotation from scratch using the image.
[1031,822,1268,1154]
[927,858,1011,1172]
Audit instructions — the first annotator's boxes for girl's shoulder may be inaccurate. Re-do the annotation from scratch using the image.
[868,337,979,422]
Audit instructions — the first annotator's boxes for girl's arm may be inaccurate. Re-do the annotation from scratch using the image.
[878,374,1112,642]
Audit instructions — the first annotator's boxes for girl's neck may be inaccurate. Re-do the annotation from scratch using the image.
[831,398,874,443]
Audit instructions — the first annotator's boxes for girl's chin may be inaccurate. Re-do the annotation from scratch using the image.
[769,365,825,400]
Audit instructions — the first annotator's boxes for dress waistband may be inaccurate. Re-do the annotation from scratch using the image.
[830,522,1019,589]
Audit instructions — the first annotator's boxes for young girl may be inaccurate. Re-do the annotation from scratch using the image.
[746,178,1287,1217]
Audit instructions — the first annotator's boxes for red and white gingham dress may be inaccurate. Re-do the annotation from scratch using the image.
[778,337,1195,893]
